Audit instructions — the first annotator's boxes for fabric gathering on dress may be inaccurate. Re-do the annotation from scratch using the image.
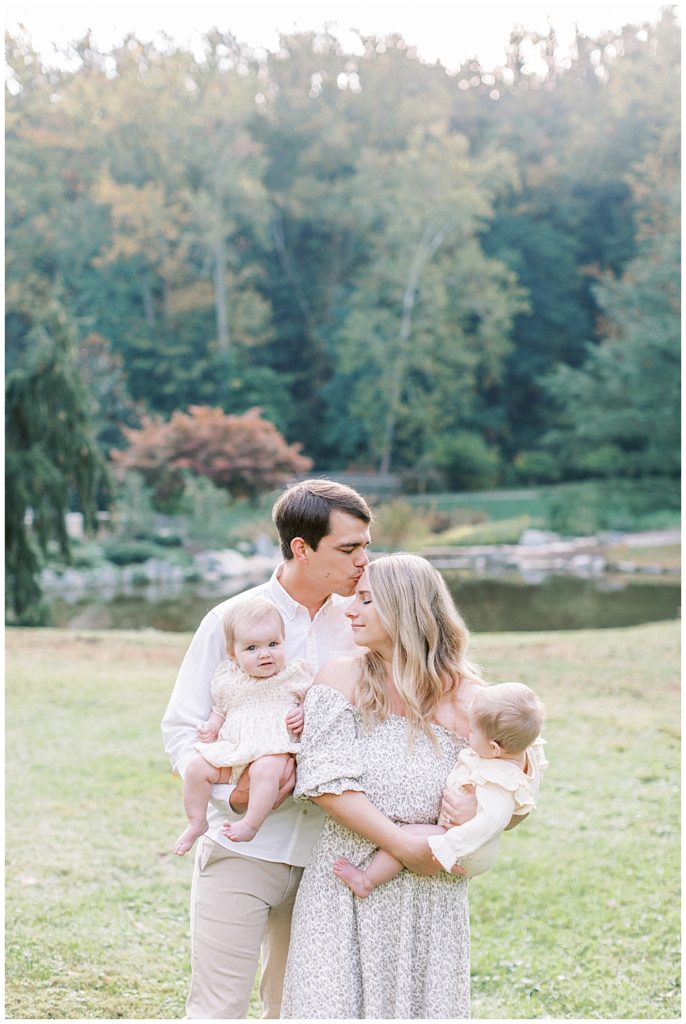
[194,658,312,782]
[281,685,471,1020]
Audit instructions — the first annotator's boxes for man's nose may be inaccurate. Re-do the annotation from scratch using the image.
[355,548,369,567]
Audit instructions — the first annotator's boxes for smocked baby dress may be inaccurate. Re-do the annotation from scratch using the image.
[428,736,548,876]
[194,658,312,782]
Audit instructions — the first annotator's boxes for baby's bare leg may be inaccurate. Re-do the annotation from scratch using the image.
[174,756,231,855]
[333,824,446,898]
[223,754,289,843]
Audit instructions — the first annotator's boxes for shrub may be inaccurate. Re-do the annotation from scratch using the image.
[111,406,312,506]
[434,514,532,547]
[427,432,501,490]
[114,472,158,537]
[512,450,561,484]
[102,540,163,565]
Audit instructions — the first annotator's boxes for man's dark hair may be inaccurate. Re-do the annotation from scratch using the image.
[272,479,372,560]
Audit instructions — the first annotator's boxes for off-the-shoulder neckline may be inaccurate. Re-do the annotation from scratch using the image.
[308,683,468,740]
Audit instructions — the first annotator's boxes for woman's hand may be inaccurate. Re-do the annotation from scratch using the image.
[396,834,468,877]
[395,834,444,876]
[439,784,477,827]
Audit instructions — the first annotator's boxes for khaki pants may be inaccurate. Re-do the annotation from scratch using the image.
[186,836,303,1019]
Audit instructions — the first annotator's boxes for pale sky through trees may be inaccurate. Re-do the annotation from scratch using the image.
[6,1,676,70]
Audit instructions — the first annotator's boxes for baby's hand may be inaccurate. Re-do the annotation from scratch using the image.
[197,721,219,742]
[285,706,305,736]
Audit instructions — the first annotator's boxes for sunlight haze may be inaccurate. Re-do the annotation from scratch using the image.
[6,0,675,70]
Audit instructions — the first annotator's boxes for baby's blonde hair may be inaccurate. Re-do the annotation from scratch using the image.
[221,596,285,653]
[470,682,544,754]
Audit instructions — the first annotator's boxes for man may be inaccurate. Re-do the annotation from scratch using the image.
[162,479,373,1019]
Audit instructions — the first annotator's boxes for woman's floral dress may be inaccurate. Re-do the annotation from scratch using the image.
[281,684,470,1020]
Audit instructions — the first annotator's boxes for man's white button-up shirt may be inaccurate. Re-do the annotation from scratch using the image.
[161,565,357,866]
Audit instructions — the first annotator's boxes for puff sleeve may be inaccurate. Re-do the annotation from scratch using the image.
[294,685,366,800]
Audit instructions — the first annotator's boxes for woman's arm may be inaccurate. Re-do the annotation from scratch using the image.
[311,791,444,875]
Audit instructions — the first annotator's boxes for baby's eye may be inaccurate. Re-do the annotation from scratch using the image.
[246,645,256,651]
[269,641,280,647]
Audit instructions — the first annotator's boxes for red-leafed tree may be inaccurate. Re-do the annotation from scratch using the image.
[112,405,312,504]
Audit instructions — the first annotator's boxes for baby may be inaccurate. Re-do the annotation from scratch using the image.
[333,682,547,895]
[173,595,312,855]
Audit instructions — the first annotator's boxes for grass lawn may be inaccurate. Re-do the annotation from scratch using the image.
[5,622,680,1019]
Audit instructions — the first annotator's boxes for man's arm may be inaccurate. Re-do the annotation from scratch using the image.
[228,757,296,813]
[161,610,226,779]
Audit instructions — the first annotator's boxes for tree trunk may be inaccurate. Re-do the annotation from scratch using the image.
[214,235,230,351]
[378,226,446,475]
[141,280,155,327]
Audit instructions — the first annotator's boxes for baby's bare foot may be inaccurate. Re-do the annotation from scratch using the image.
[333,856,373,898]
[223,819,259,843]
[173,820,208,855]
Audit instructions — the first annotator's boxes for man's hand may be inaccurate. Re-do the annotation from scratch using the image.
[285,706,305,736]
[196,721,219,743]
[439,784,477,828]
[228,755,297,813]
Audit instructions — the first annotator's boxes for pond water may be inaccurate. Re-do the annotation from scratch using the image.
[46,570,680,634]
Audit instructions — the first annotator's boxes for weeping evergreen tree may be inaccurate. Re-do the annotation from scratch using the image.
[5,306,107,623]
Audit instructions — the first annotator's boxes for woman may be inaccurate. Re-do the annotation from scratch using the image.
[280,553,485,1019]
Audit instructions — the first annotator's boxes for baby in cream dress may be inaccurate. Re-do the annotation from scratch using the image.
[334,682,547,895]
[173,596,311,854]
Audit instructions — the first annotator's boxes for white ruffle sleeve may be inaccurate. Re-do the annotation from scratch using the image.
[428,742,547,872]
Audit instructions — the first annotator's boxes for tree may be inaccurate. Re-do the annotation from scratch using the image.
[326,127,524,474]
[5,306,106,623]
[543,117,680,479]
[112,405,312,504]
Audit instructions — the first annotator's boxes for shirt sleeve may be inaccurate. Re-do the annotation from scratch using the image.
[428,782,515,871]
[161,610,227,779]
[294,685,366,800]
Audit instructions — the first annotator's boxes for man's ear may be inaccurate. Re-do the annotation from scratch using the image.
[290,537,309,562]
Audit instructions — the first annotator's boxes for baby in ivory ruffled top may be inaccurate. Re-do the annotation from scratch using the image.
[334,682,547,896]
[173,596,312,855]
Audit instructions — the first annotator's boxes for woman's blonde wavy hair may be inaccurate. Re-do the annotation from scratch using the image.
[355,553,484,748]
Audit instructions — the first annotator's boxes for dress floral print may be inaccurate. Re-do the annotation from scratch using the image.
[281,685,471,1020]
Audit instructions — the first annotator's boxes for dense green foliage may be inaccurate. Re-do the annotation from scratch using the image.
[5,621,680,1017]
[5,11,680,484]
[5,306,106,622]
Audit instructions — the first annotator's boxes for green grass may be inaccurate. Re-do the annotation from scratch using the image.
[5,622,680,1018]
[406,486,552,522]
[404,479,680,534]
